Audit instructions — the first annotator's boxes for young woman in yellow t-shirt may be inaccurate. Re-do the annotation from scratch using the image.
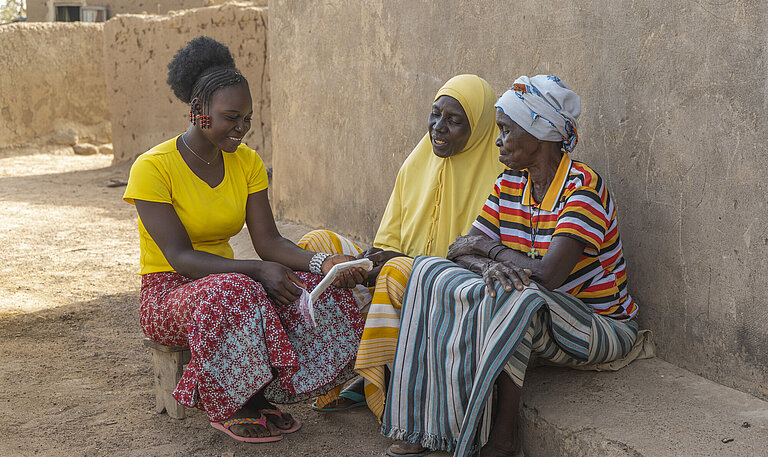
[123,37,366,444]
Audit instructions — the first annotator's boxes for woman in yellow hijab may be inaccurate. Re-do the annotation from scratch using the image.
[299,74,504,421]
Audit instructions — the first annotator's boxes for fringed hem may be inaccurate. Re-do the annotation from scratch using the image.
[381,425,457,453]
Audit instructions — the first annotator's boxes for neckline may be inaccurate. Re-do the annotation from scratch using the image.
[522,153,572,211]
[174,135,227,189]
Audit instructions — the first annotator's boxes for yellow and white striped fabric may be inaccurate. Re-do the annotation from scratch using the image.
[298,229,412,420]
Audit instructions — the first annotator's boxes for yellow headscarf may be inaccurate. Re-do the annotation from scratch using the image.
[373,74,504,258]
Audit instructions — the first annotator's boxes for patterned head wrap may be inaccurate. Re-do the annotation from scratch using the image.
[495,75,581,152]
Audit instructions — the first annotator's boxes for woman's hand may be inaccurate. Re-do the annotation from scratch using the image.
[447,235,496,260]
[357,248,405,286]
[254,261,306,305]
[482,261,533,297]
[322,254,368,288]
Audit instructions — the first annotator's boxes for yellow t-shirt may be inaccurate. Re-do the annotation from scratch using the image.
[123,136,269,275]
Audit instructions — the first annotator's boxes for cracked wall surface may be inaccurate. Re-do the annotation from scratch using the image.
[0,22,111,152]
[269,0,768,399]
[104,3,270,165]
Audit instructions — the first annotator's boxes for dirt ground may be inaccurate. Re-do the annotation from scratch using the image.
[0,150,406,456]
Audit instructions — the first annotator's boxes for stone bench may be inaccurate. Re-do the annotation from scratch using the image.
[520,358,768,456]
[143,338,191,419]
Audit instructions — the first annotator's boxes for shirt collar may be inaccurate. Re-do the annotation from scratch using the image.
[522,153,572,212]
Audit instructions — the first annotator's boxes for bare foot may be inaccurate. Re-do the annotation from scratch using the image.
[221,406,280,439]
[246,395,297,431]
[387,440,431,456]
[478,440,522,457]
[315,377,365,410]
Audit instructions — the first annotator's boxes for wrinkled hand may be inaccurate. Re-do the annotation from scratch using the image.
[447,235,493,260]
[257,261,306,305]
[322,254,367,288]
[482,261,533,297]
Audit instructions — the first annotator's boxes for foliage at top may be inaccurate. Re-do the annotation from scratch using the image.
[1,0,26,24]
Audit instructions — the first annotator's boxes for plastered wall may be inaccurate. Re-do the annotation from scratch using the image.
[104,3,270,165]
[269,0,768,398]
[0,22,110,151]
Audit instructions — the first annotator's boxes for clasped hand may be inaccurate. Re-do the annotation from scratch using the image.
[448,235,532,297]
[356,247,404,286]
[321,254,368,288]
[482,261,532,298]
[447,235,495,260]
[257,254,367,306]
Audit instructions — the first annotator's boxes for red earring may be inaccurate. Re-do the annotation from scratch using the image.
[200,115,211,129]
[189,104,197,125]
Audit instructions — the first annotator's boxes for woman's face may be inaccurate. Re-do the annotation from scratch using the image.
[428,95,471,158]
[495,108,539,170]
[198,82,253,153]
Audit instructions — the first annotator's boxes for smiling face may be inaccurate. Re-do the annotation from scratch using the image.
[428,95,472,158]
[495,108,540,170]
[198,82,253,153]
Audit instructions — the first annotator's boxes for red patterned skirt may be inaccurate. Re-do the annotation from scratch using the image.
[140,271,363,421]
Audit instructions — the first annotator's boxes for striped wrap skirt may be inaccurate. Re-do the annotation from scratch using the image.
[381,256,638,456]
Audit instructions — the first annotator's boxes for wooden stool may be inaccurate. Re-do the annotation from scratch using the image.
[143,338,191,419]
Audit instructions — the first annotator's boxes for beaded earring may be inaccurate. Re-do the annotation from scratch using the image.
[189,104,197,125]
[199,114,212,129]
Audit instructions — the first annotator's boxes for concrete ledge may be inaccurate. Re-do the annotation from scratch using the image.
[521,358,768,457]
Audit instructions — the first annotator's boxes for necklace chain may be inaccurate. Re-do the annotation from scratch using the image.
[528,203,541,259]
[181,134,217,166]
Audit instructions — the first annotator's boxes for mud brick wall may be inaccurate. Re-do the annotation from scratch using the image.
[104,3,269,165]
[0,22,110,152]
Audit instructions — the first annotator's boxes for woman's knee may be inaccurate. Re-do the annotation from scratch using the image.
[297,229,339,252]
[380,256,413,278]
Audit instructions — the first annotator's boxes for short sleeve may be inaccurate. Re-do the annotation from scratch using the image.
[243,147,269,194]
[553,187,609,250]
[471,175,502,241]
[123,154,171,205]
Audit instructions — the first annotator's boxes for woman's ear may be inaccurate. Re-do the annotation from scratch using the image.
[190,97,203,116]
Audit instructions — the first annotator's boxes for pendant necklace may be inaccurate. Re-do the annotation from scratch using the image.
[181,133,217,166]
[528,202,541,259]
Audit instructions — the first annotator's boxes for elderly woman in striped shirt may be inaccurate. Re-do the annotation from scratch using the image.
[382,75,640,457]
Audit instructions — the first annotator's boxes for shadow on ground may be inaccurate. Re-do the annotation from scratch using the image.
[0,291,392,456]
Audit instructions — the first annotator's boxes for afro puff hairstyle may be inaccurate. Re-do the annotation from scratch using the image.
[166,36,247,106]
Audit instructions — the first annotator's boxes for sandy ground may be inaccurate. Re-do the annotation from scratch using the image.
[0,151,407,456]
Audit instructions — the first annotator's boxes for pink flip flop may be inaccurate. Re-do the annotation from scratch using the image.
[210,416,283,443]
[260,408,302,434]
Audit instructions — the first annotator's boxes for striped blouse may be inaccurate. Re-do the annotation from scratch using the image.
[472,153,638,320]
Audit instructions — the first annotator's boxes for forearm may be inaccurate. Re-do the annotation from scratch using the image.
[453,254,492,275]
[252,236,313,271]
[491,248,547,285]
[169,249,264,280]
[458,237,552,287]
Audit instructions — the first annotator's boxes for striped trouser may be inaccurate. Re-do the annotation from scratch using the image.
[298,229,414,420]
[382,256,638,456]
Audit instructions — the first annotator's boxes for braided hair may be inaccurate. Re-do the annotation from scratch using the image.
[166,36,248,123]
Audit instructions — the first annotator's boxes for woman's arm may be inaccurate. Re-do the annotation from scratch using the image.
[134,199,306,305]
[134,198,307,305]
[245,190,367,287]
[448,226,585,294]
[245,190,314,270]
